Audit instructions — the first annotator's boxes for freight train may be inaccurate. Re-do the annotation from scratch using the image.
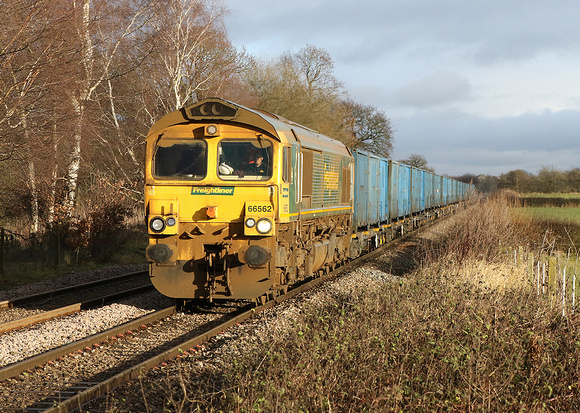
[144,98,472,304]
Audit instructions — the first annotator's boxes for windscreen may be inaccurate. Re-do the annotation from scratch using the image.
[218,139,273,181]
[153,140,207,180]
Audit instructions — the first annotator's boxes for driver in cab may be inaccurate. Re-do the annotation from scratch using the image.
[246,151,266,175]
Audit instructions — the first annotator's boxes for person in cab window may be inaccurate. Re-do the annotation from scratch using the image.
[246,151,267,175]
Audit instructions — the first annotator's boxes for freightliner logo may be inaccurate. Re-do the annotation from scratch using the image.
[191,187,235,195]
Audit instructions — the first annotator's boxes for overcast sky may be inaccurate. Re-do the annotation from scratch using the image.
[224,0,580,176]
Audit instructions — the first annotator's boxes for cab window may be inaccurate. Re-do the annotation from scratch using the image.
[218,139,273,181]
[153,139,207,180]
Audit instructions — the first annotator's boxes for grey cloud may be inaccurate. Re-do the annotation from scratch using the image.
[231,0,580,65]
[225,0,580,176]
[393,109,580,175]
[394,72,472,108]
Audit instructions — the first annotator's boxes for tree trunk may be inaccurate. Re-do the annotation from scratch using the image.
[28,158,39,234]
[65,99,84,215]
[21,111,39,234]
[65,0,93,215]
[47,123,59,225]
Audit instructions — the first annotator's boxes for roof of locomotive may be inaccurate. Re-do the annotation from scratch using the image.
[146,97,351,157]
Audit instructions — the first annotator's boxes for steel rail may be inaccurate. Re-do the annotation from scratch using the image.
[42,274,333,413]
[0,306,176,382]
[0,270,148,310]
[0,284,154,334]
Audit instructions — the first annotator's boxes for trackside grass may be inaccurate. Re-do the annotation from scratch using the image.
[221,274,578,412]
[515,207,580,226]
[109,196,580,412]
[522,193,580,199]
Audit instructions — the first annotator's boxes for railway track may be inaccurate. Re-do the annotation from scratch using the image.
[0,215,451,412]
[0,270,149,310]
[0,271,153,334]
[0,301,248,411]
[0,238,410,412]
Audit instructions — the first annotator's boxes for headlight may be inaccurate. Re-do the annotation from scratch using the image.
[150,217,166,232]
[245,218,256,228]
[205,124,219,135]
[256,218,272,234]
[166,216,176,227]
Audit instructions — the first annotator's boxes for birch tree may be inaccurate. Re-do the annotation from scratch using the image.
[0,0,246,233]
[0,0,67,233]
[145,0,244,118]
[64,0,155,215]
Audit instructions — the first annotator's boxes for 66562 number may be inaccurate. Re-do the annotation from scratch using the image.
[247,205,272,213]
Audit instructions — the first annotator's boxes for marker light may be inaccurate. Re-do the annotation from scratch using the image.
[245,218,256,228]
[206,206,217,219]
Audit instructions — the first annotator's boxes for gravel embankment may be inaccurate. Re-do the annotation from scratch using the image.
[0,264,163,367]
[0,290,171,367]
[84,264,400,412]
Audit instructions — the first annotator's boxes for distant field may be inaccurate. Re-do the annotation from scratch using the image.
[521,193,580,199]
[518,193,580,207]
[515,207,580,224]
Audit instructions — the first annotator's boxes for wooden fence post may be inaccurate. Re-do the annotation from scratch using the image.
[0,228,4,277]
[536,259,540,295]
[542,261,546,295]
[574,272,577,312]
[563,267,567,317]
[548,256,557,295]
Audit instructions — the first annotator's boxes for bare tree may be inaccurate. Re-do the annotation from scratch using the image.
[85,0,245,205]
[247,44,345,138]
[245,45,395,156]
[286,44,343,101]
[144,0,244,117]
[498,169,536,193]
[60,0,157,214]
[537,166,568,193]
[342,99,394,158]
[0,0,72,233]
[399,153,434,171]
[0,0,50,158]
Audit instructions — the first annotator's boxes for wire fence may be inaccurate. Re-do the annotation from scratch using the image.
[513,247,579,316]
[0,222,146,282]
[0,228,20,277]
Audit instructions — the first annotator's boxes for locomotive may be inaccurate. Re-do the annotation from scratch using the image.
[144,98,471,304]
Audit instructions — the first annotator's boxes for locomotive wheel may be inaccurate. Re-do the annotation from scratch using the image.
[175,299,187,312]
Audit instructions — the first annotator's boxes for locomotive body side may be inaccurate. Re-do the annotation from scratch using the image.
[144,98,354,303]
